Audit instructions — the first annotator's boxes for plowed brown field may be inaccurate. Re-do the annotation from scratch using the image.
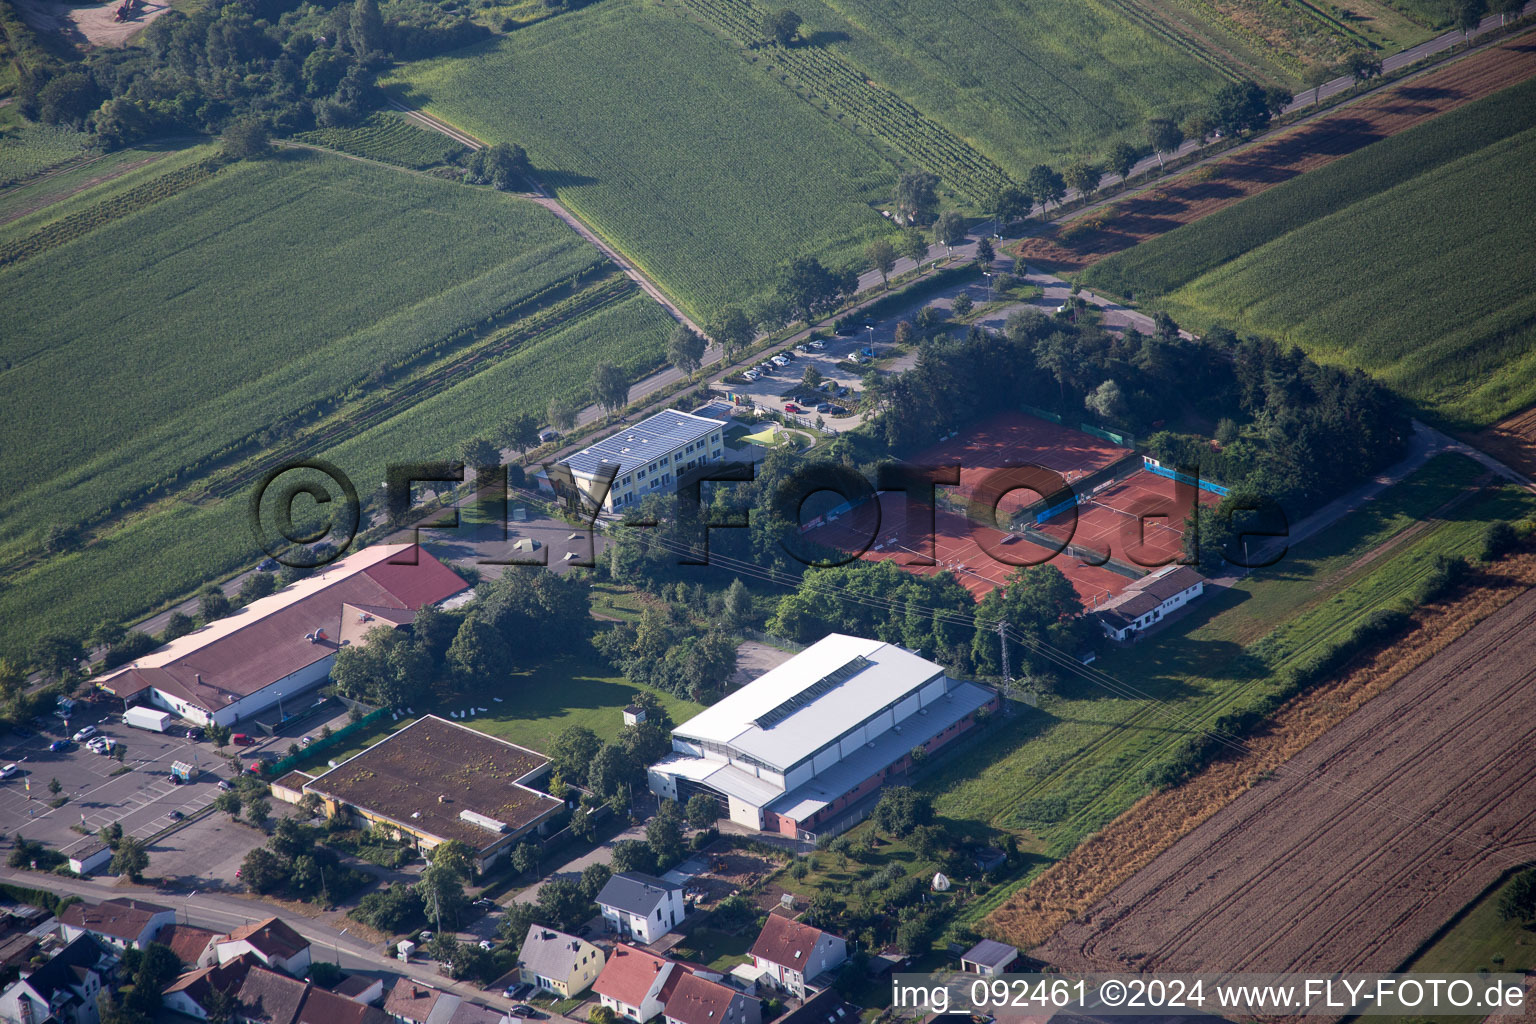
[1029,580,1536,973]
[1472,405,1536,480]
[1015,31,1536,271]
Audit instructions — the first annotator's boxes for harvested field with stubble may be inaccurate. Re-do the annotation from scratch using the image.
[1011,554,1536,971]
[1014,30,1536,272]
[1472,406,1536,481]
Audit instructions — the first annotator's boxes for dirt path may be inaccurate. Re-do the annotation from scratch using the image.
[994,553,1536,968]
[12,0,171,46]
[0,151,170,226]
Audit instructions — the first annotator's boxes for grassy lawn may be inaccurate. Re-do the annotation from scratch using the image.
[464,650,705,752]
[673,927,755,972]
[776,454,1533,932]
[388,0,896,320]
[1384,870,1536,1024]
[591,583,655,623]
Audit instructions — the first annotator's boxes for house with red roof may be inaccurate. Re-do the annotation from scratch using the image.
[215,916,312,977]
[747,915,846,999]
[57,897,175,951]
[95,543,468,727]
[663,971,761,1024]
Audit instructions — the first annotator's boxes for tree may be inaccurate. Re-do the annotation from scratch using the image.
[416,861,469,930]
[309,960,343,988]
[512,841,540,877]
[162,612,195,642]
[899,228,929,272]
[199,584,231,622]
[685,793,718,830]
[1025,164,1066,214]
[1494,0,1522,23]
[987,184,1030,228]
[535,877,593,932]
[43,523,81,555]
[588,744,637,799]
[762,8,802,45]
[801,363,824,392]
[894,170,940,226]
[591,1005,620,1024]
[1108,141,1138,182]
[500,412,541,455]
[246,797,271,830]
[579,862,612,900]
[33,633,83,680]
[1499,869,1536,922]
[446,614,510,683]
[705,306,754,359]
[467,143,531,190]
[976,236,995,264]
[222,118,272,160]
[591,362,630,415]
[609,839,658,875]
[1085,380,1127,420]
[214,792,242,823]
[778,255,842,324]
[667,323,707,380]
[1183,112,1216,145]
[1209,80,1272,137]
[723,578,752,625]
[1454,0,1487,37]
[237,572,276,605]
[1063,161,1101,201]
[1346,50,1383,84]
[932,210,967,248]
[866,237,897,289]
[1145,118,1184,168]
[551,726,602,786]
[1263,85,1294,118]
[240,847,285,893]
[350,0,385,54]
[48,777,61,797]
[647,800,685,868]
[430,839,477,881]
[460,437,500,469]
[872,787,932,838]
[98,821,124,850]
[547,396,580,432]
[110,836,149,882]
[1303,62,1335,105]
[951,293,973,317]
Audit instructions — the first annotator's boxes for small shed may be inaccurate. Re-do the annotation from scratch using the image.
[960,939,1019,976]
[63,838,112,876]
[622,704,647,727]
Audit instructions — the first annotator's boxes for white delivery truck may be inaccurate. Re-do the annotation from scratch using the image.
[122,706,174,733]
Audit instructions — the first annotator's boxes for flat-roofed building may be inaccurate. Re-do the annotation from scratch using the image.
[94,544,468,727]
[555,410,726,513]
[648,634,998,840]
[304,715,564,873]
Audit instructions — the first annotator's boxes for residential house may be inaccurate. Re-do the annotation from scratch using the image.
[595,873,686,945]
[0,934,115,1024]
[334,974,386,1005]
[159,924,219,968]
[382,981,509,1024]
[57,898,175,951]
[518,925,605,998]
[959,939,1018,976]
[164,954,391,1024]
[774,989,862,1024]
[662,971,761,1024]
[592,944,679,1023]
[216,917,312,977]
[746,915,847,999]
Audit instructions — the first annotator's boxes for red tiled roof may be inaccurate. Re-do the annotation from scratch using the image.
[664,972,739,1024]
[163,953,260,1003]
[748,914,824,969]
[224,917,309,961]
[233,960,309,1023]
[297,985,388,1024]
[594,944,672,1008]
[99,544,466,712]
[159,923,217,966]
[384,981,446,1023]
[58,897,171,942]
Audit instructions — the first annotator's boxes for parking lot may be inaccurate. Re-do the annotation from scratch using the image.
[718,330,873,429]
[0,699,234,849]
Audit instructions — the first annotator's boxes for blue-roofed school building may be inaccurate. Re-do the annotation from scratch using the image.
[558,410,727,512]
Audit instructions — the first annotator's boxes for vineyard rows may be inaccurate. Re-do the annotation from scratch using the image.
[680,0,1014,201]
[294,111,467,169]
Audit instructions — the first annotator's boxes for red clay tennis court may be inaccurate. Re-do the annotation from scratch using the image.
[805,493,1133,606]
[908,411,1129,517]
[1035,469,1219,568]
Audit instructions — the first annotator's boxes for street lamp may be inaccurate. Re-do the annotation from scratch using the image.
[275,691,285,722]
[983,271,994,303]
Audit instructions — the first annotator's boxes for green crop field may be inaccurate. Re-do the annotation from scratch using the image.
[0,146,682,661]
[0,122,95,186]
[388,0,898,320]
[1150,124,1536,430]
[720,0,1231,180]
[1084,78,1536,430]
[293,110,467,169]
[779,455,1531,928]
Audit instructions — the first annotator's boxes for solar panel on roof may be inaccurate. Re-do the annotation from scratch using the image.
[753,656,870,728]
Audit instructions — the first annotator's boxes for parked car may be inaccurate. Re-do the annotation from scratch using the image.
[258,558,279,571]
[809,339,826,349]
[49,740,69,752]
[185,727,203,741]
[231,733,255,746]
[817,402,831,413]
[743,370,759,381]
[86,737,108,752]
[216,780,234,791]
[830,405,848,416]
[0,764,19,780]
[473,898,497,909]
[478,940,494,951]
[419,931,434,943]
[836,386,850,397]
[72,726,98,743]
[512,1005,537,1017]
[784,403,802,413]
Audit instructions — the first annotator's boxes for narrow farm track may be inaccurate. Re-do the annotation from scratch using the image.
[1032,584,1536,977]
[385,97,703,337]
